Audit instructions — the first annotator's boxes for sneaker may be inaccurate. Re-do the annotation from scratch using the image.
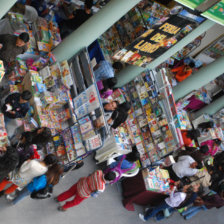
[72,161,84,170]
[6,194,16,201]
[17,187,23,191]
[54,197,59,202]
[145,207,153,213]
[139,214,146,222]
[58,206,66,212]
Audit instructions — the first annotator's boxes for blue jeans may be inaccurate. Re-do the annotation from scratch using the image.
[12,187,30,205]
[155,207,175,221]
[144,201,170,220]
[182,205,207,220]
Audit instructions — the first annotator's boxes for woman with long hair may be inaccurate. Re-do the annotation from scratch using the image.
[0,154,58,197]
[12,163,63,204]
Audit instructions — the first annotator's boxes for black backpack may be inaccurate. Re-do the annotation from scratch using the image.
[30,185,53,199]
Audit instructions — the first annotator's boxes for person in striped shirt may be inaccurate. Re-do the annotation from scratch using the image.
[55,170,116,211]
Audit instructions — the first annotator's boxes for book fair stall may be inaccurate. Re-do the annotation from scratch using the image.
[1,1,224,223]
[122,68,181,167]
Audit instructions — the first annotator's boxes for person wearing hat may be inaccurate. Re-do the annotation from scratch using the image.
[55,170,116,211]
[0,32,29,65]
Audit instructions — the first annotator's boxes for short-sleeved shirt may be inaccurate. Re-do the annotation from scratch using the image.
[94,60,114,82]
[172,155,198,178]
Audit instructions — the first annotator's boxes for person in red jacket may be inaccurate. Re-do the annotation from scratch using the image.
[55,170,116,211]
[171,61,195,82]
[181,129,200,147]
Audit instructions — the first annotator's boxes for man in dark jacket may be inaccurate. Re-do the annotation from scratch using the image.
[0,32,29,65]
[2,90,32,119]
[0,146,19,183]
[58,0,93,39]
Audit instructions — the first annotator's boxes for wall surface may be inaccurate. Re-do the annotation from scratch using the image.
[190,23,224,57]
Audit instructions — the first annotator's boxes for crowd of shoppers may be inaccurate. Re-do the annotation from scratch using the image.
[0,1,223,224]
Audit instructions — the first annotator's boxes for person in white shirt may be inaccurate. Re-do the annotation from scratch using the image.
[18,159,48,182]
[172,155,199,178]
[165,155,199,181]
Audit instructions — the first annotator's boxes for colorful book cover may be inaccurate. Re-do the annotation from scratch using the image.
[85,134,102,151]
[202,0,224,26]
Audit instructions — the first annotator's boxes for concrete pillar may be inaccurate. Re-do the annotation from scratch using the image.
[194,96,224,118]
[53,0,141,62]
[173,56,224,101]
[0,0,17,19]
[116,20,215,87]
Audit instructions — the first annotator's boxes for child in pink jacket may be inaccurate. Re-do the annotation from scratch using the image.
[201,139,222,156]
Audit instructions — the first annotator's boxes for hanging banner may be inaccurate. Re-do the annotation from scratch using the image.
[175,0,221,11]
[202,0,224,26]
[174,0,208,9]
[113,13,201,67]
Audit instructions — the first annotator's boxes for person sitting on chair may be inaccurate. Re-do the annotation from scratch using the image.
[171,61,195,82]
[104,146,140,184]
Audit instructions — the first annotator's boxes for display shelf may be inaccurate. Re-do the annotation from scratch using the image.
[69,48,111,135]
[126,81,157,165]
[20,48,114,166]
[98,1,171,61]
[123,89,152,167]
[124,68,180,166]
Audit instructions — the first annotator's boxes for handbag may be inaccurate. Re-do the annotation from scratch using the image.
[30,185,53,199]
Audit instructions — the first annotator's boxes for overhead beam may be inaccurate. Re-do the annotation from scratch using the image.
[53,0,141,62]
[116,19,215,87]
[173,56,224,101]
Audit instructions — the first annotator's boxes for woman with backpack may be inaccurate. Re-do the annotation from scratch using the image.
[12,163,63,204]
[0,154,58,197]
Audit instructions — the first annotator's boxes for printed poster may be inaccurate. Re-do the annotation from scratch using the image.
[175,0,221,11]
[113,14,197,67]
[202,0,224,26]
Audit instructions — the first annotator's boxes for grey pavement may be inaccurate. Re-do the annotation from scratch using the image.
[0,156,223,224]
